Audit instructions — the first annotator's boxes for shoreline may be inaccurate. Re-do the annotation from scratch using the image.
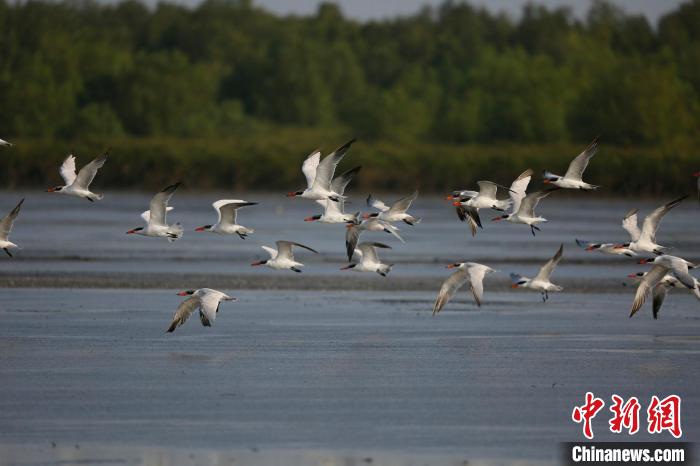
[0,271,632,292]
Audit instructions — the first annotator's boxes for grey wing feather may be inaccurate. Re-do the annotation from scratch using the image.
[74,151,108,189]
[622,208,641,241]
[166,296,200,332]
[389,191,418,214]
[0,198,24,240]
[149,182,181,225]
[630,265,668,317]
[534,244,563,282]
[313,139,356,191]
[640,196,686,244]
[518,189,557,216]
[331,166,361,197]
[432,268,469,315]
[564,136,598,180]
[476,181,499,199]
[345,225,362,262]
[652,283,667,319]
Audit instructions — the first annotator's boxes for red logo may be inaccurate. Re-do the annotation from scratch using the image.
[572,393,682,439]
[609,394,641,435]
[572,392,605,439]
[647,395,682,438]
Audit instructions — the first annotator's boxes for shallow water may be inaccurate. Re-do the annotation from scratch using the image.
[0,192,699,464]
[1,191,699,283]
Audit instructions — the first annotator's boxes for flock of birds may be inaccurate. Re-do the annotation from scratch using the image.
[0,135,698,331]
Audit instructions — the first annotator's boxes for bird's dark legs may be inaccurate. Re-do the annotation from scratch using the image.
[237,233,247,240]
[3,248,12,258]
[290,267,302,273]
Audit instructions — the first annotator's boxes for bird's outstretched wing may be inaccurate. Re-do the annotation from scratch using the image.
[167,296,199,333]
[74,151,108,189]
[533,244,563,282]
[433,268,469,315]
[564,136,599,180]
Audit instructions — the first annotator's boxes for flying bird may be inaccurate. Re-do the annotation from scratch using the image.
[126,182,183,241]
[638,255,696,290]
[510,244,564,302]
[305,166,361,224]
[575,238,636,257]
[47,152,108,201]
[287,139,356,202]
[0,199,24,257]
[365,191,421,225]
[543,137,599,190]
[432,262,495,314]
[166,288,236,332]
[195,200,257,239]
[627,271,700,319]
[251,240,318,272]
[345,218,404,262]
[452,169,532,236]
[0,138,12,147]
[493,188,559,236]
[341,242,393,276]
[615,196,686,255]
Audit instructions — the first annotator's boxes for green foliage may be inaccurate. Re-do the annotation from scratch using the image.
[0,0,699,194]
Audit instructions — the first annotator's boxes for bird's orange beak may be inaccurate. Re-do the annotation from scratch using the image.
[638,259,651,264]
[340,265,353,270]
[286,192,297,198]
[304,216,316,222]
[251,261,264,266]
[46,187,56,192]
[452,201,462,207]
[176,291,189,296]
[126,229,136,234]
[195,226,206,232]
[627,274,638,278]
[445,195,454,200]
[585,246,595,251]
[511,284,519,288]
[492,216,504,222]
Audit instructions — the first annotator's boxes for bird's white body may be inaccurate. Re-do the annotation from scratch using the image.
[642,255,696,290]
[433,262,495,313]
[576,239,637,257]
[48,153,108,201]
[0,199,24,257]
[342,242,393,276]
[166,288,236,332]
[306,166,361,224]
[366,191,421,225]
[345,218,404,261]
[619,197,685,255]
[289,140,355,202]
[630,261,697,318]
[196,199,256,238]
[252,241,318,272]
[511,244,564,301]
[127,183,183,242]
[543,137,599,190]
